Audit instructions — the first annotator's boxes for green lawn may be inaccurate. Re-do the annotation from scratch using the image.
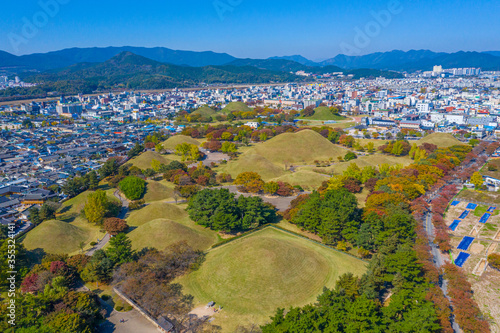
[178,227,367,331]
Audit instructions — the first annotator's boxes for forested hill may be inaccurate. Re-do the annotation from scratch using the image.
[0,52,310,99]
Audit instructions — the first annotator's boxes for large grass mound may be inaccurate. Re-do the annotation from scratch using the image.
[128,151,171,170]
[143,180,175,203]
[217,153,286,180]
[128,218,214,251]
[221,101,252,113]
[126,202,188,227]
[417,133,462,147]
[23,220,90,254]
[191,105,216,118]
[299,106,346,121]
[253,130,344,165]
[179,227,366,331]
[163,135,200,150]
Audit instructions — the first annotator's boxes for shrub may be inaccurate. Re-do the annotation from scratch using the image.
[90,242,97,246]
[115,305,124,311]
[101,294,111,301]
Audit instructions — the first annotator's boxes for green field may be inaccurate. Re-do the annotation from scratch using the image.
[221,101,252,113]
[127,218,216,251]
[178,227,367,331]
[417,133,462,147]
[143,180,175,203]
[128,151,171,170]
[299,106,346,121]
[162,135,201,150]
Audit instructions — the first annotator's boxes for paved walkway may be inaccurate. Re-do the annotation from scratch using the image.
[98,297,158,333]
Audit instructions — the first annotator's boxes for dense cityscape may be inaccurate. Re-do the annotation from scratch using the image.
[2,1,500,332]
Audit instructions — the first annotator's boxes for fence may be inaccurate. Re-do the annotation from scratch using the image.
[113,287,175,333]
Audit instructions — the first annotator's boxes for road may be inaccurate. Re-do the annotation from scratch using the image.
[421,150,489,332]
[86,190,129,256]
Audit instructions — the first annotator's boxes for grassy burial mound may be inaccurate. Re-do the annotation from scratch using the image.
[417,133,462,147]
[23,220,90,254]
[221,101,252,113]
[127,218,215,251]
[191,105,216,120]
[163,135,201,150]
[128,151,171,170]
[299,106,346,121]
[143,180,175,203]
[252,129,345,165]
[179,227,367,331]
[126,201,189,227]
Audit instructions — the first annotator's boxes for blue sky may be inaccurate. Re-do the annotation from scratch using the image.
[1,0,499,59]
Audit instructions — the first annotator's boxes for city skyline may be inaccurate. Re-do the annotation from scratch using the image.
[1,0,499,59]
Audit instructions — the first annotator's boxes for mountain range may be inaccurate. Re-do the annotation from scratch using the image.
[1,47,500,73]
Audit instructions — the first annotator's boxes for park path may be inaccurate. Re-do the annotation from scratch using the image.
[86,190,128,256]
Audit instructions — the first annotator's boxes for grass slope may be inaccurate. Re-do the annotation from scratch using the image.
[191,105,216,118]
[179,227,366,331]
[417,133,462,147]
[126,201,188,227]
[253,130,345,165]
[143,180,175,203]
[128,151,171,170]
[23,220,89,254]
[128,218,214,251]
[299,106,346,121]
[163,135,201,150]
[221,101,251,113]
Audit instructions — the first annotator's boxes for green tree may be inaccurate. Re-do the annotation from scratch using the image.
[99,159,119,178]
[119,176,146,200]
[263,181,280,195]
[470,172,483,189]
[84,190,109,224]
[107,233,134,265]
[221,142,237,153]
[151,159,162,172]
